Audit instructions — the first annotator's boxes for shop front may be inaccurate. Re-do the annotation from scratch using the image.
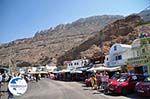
[0,66,9,74]
[127,64,149,75]
[127,57,150,75]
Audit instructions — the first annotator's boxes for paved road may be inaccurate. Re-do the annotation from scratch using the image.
[1,78,147,99]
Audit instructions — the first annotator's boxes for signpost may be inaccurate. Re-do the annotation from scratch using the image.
[8,76,28,96]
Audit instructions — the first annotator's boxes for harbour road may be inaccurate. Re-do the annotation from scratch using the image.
[13,78,146,99]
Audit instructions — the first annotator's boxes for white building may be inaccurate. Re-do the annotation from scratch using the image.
[64,59,89,71]
[46,64,57,73]
[107,43,132,67]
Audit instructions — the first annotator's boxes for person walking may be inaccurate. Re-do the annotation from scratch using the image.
[99,72,109,92]
[103,72,109,94]
[7,87,15,99]
[0,73,2,84]
[90,73,97,90]
[35,74,39,82]
[0,73,3,90]
[96,71,101,89]
[0,73,3,98]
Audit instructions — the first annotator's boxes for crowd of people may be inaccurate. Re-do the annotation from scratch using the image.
[89,71,110,92]
[0,71,44,99]
[47,70,114,94]
[0,72,12,99]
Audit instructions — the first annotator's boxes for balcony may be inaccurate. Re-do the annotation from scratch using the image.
[127,55,150,65]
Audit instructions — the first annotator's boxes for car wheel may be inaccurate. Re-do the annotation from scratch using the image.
[122,88,127,96]
[104,88,108,95]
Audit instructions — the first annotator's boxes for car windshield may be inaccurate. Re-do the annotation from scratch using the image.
[117,75,128,82]
[144,76,150,82]
[111,73,121,80]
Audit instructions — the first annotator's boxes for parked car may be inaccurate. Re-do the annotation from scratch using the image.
[135,75,150,96]
[103,72,122,94]
[108,73,146,95]
[49,73,56,80]
[110,72,122,80]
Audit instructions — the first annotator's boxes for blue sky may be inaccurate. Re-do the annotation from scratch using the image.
[0,0,149,43]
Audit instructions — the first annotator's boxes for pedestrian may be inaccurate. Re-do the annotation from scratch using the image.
[95,71,101,89]
[103,72,109,94]
[7,87,15,99]
[35,74,39,82]
[99,72,109,92]
[99,72,103,90]
[0,73,3,92]
[90,73,97,90]
[4,73,9,82]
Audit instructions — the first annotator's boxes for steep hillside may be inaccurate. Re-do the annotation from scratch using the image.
[57,15,150,65]
[0,15,123,66]
[138,8,150,23]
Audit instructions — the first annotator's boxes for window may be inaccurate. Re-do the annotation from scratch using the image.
[107,58,108,61]
[114,46,117,51]
[76,62,79,65]
[118,55,122,60]
[137,51,139,56]
[115,55,122,60]
[118,75,128,82]
[142,48,145,53]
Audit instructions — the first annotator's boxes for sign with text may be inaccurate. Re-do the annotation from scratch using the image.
[8,76,28,96]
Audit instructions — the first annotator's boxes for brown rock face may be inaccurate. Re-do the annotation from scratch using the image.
[80,45,103,59]
[102,15,142,41]
[0,15,123,66]
[57,15,146,65]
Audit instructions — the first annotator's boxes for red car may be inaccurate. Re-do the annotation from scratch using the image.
[135,75,150,96]
[108,74,145,95]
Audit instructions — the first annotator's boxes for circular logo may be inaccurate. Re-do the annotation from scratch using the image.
[8,76,28,96]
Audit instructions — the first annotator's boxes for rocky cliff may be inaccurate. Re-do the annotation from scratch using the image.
[57,14,150,65]
[0,9,150,66]
[0,15,123,66]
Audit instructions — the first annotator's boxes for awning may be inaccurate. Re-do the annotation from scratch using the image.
[28,72,39,74]
[76,63,94,71]
[70,70,82,74]
[52,71,59,74]
[29,71,48,74]
[47,66,57,72]
[59,69,70,73]
[87,66,121,72]
[39,71,48,74]
[107,66,121,72]
[87,66,107,71]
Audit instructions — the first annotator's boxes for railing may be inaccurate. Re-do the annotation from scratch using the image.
[127,55,150,64]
